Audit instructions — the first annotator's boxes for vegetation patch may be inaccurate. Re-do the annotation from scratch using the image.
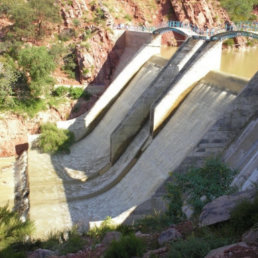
[220,0,258,22]
[0,205,33,257]
[53,86,91,100]
[104,234,145,258]
[168,229,231,258]
[229,191,258,234]
[166,158,237,222]
[38,122,75,154]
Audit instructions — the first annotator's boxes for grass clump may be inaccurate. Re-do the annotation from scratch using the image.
[104,234,145,258]
[38,122,75,154]
[54,86,91,100]
[135,213,171,233]
[168,229,231,258]
[229,191,258,234]
[87,217,117,242]
[42,228,85,255]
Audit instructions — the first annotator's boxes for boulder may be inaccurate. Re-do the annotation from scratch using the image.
[175,221,194,237]
[242,228,258,246]
[28,248,56,258]
[143,247,167,258]
[205,242,258,258]
[101,231,122,245]
[199,189,256,227]
[158,227,182,245]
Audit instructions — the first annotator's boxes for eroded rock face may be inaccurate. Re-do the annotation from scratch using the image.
[170,0,245,47]
[0,118,28,157]
[170,0,230,28]
[199,189,257,227]
[59,0,88,26]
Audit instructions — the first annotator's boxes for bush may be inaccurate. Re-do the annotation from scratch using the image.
[18,46,55,97]
[165,158,237,221]
[69,88,91,100]
[69,87,84,99]
[0,205,33,252]
[42,228,84,255]
[104,234,145,258]
[168,231,231,258]
[87,217,117,242]
[63,51,77,79]
[135,213,172,233]
[229,192,258,234]
[53,86,70,97]
[38,123,75,153]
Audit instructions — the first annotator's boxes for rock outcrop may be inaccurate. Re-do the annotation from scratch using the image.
[170,0,245,47]
[205,242,258,258]
[199,189,257,227]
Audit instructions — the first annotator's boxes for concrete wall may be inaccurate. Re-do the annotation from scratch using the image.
[57,32,161,141]
[126,71,255,221]
[150,40,222,134]
[110,38,205,163]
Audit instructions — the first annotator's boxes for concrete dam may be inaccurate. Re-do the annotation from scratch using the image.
[4,31,257,238]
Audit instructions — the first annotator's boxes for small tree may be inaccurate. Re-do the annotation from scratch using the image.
[18,46,56,97]
[220,0,258,21]
[29,0,61,37]
[0,61,17,107]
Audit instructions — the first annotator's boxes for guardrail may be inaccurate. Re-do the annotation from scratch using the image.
[112,20,258,38]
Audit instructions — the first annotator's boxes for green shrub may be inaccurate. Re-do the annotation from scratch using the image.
[18,46,55,97]
[104,234,145,258]
[165,158,237,221]
[42,228,84,255]
[168,231,230,258]
[53,86,70,97]
[135,213,172,233]
[58,29,76,42]
[11,98,47,118]
[220,0,258,22]
[49,43,66,63]
[69,88,91,100]
[72,19,80,27]
[87,217,117,242]
[229,192,258,234]
[0,205,33,252]
[38,123,75,153]
[63,51,77,79]
[69,87,84,99]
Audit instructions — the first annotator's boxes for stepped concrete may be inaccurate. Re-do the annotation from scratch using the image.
[151,40,222,133]
[226,118,258,190]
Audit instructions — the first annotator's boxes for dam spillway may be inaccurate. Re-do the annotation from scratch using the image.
[15,35,256,237]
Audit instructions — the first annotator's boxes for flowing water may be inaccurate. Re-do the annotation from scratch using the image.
[160,45,258,79]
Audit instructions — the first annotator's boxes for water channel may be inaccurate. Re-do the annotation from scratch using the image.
[160,45,258,79]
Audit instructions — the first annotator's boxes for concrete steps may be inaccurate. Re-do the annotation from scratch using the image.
[225,118,258,190]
